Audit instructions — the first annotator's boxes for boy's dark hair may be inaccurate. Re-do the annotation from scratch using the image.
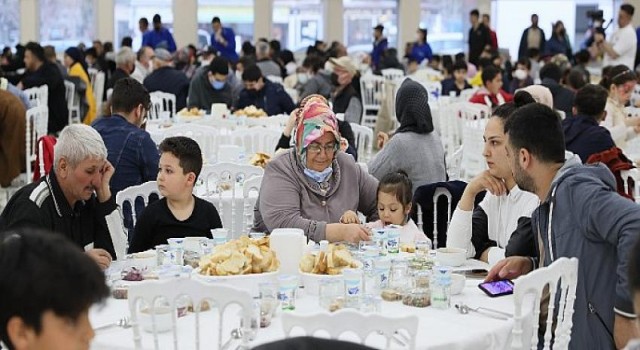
[242,64,263,82]
[159,136,203,178]
[452,60,468,73]
[504,103,565,164]
[121,36,133,48]
[454,52,466,62]
[212,16,221,24]
[567,69,587,90]
[111,78,151,114]
[378,170,413,208]
[574,84,608,119]
[575,50,590,64]
[237,55,255,70]
[540,63,562,82]
[0,229,109,349]
[516,58,531,70]
[621,4,635,16]
[628,235,640,294]
[302,55,324,73]
[139,17,148,26]
[482,65,501,86]
[470,9,480,17]
[477,57,493,69]
[241,41,255,56]
[431,54,441,62]
[24,42,45,62]
[85,47,98,58]
[209,56,229,75]
[152,14,161,23]
[599,64,636,89]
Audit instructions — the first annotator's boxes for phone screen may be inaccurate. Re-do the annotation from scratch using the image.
[478,280,514,297]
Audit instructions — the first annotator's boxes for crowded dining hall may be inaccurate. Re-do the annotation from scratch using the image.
[4,0,640,349]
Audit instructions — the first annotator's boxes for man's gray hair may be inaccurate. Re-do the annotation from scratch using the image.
[115,47,136,66]
[54,124,107,168]
[256,41,270,59]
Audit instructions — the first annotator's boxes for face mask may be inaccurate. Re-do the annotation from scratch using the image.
[235,70,242,81]
[303,166,333,183]
[298,73,309,84]
[513,69,528,80]
[211,80,225,90]
[330,73,340,87]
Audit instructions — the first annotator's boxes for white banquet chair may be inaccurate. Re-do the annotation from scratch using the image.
[381,68,405,81]
[24,85,48,108]
[149,91,177,120]
[198,163,264,237]
[349,123,374,162]
[511,257,579,350]
[621,169,640,202]
[128,278,253,350]
[116,181,162,237]
[24,105,49,185]
[92,71,105,114]
[281,309,418,349]
[160,124,220,161]
[416,186,452,249]
[360,74,385,128]
[459,121,488,181]
[230,127,282,157]
[242,175,262,233]
[64,80,81,125]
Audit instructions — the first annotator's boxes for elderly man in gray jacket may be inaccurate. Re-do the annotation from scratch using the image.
[486,103,640,349]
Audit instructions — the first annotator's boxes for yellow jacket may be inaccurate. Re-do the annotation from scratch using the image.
[68,62,96,124]
[469,71,483,88]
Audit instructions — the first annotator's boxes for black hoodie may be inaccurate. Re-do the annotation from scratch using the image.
[562,114,615,163]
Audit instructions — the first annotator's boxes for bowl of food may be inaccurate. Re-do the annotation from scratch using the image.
[299,243,360,295]
[435,247,467,267]
[192,236,280,297]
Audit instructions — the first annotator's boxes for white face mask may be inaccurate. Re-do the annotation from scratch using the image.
[298,72,309,84]
[513,69,528,80]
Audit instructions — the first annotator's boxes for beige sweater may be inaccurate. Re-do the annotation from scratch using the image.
[254,149,379,241]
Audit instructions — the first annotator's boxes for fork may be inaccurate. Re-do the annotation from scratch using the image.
[94,316,131,331]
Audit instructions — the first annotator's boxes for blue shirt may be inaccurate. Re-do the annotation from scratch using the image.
[92,115,160,195]
[371,37,388,70]
[142,27,177,52]
[410,42,433,64]
[211,27,239,63]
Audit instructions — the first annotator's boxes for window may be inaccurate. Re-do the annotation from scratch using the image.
[343,0,398,53]
[0,0,19,47]
[197,0,254,51]
[420,0,471,54]
[39,0,95,52]
[115,0,173,50]
[272,0,324,52]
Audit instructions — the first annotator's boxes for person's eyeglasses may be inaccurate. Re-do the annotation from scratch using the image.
[307,142,337,154]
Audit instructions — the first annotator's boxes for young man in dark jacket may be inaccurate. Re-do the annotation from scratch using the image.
[235,64,295,116]
[187,56,233,112]
[487,103,640,349]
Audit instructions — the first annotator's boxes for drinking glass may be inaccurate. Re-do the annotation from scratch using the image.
[199,239,215,256]
[211,228,228,246]
[343,268,364,308]
[277,275,298,311]
[318,278,343,311]
[415,240,432,259]
[155,244,170,266]
[385,225,401,254]
[259,282,278,321]
[359,294,382,313]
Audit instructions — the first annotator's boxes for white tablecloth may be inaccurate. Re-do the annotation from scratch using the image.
[90,277,520,350]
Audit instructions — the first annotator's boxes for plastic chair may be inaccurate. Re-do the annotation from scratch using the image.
[349,123,374,162]
[459,121,488,181]
[621,168,640,202]
[160,124,220,161]
[128,278,253,350]
[149,91,177,120]
[242,175,262,233]
[281,309,418,349]
[511,257,579,350]
[359,74,385,128]
[115,181,162,237]
[92,71,105,114]
[64,80,81,125]
[381,68,405,81]
[230,127,282,157]
[24,85,48,108]
[24,106,49,185]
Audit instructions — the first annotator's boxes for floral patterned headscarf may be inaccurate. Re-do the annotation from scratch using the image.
[293,96,340,164]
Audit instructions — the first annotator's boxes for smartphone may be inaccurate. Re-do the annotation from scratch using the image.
[478,280,514,297]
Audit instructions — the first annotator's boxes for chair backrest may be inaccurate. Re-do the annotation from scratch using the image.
[381,68,405,81]
[245,114,288,129]
[511,257,579,350]
[88,68,99,86]
[230,127,282,157]
[266,75,284,85]
[349,123,374,162]
[24,85,48,107]
[128,278,253,350]
[459,87,478,101]
[115,181,162,233]
[149,91,177,120]
[93,72,105,113]
[198,163,264,235]
[281,309,418,349]
[445,145,464,181]
[242,175,262,233]
[64,80,82,125]
[161,124,220,161]
[359,74,385,127]
[420,81,442,101]
[459,121,488,181]
[25,106,49,184]
[621,168,640,202]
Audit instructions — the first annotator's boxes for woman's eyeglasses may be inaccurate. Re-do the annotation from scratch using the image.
[307,142,337,154]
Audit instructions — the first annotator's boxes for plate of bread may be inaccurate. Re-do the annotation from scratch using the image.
[233,105,267,118]
[299,243,360,295]
[177,107,205,121]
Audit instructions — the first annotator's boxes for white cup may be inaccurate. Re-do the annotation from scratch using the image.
[211,103,228,118]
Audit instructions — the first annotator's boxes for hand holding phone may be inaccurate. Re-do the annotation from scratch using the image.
[478,280,514,297]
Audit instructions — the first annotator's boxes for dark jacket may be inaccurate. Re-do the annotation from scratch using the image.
[563,114,616,163]
[518,27,546,60]
[21,62,69,134]
[371,37,388,71]
[107,68,130,91]
[143,66,190,111]
[187,68,233,112]
[236,79,296,116]
[541,77,574,118]
[0,171,121,259]
[441,78,471,97]
[91,115,160,195]
[546,35,573,60]
[468,24,492,65]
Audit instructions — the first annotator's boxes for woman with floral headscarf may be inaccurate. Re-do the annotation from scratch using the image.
[254,98,379,242]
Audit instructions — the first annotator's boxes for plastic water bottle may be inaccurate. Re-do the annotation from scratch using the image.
[431,266,452,309]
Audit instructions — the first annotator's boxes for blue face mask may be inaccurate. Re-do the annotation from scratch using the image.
[303,167,333,183]
[211,80,225,90]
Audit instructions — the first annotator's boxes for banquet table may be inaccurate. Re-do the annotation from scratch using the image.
[90,276,523,350]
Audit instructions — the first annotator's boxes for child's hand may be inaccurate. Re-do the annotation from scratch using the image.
[340,210,360,224]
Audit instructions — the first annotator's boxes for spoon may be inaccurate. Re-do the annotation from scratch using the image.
[455,303,509,320]
[221,328,243,350]
[94,316,131,331]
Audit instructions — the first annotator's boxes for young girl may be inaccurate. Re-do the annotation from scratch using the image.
[340,171,428,243]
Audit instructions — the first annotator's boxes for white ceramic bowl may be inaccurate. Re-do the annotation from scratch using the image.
[138,306,173,333]
[192,269,279,297]
[435,248,467,267]
[300,271,344,296]
[128,250,157,270]
[450,273,466,295]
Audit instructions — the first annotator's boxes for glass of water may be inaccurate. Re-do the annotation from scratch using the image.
[277,275,298,311]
